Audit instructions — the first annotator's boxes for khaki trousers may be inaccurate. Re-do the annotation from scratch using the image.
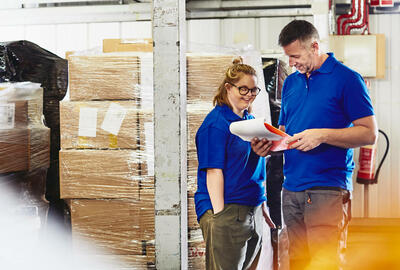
[199,204,264,270]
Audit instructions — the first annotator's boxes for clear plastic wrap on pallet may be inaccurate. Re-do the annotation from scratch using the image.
[0,40,68,128]
[0,82,44,128]
[67,52,154,103]
[78,255,156,270]
[0,168,49,229]
[187,103,213,197]
[188,228,206,269]
[187,45,271,121]
[187,53,236,104]
[60,150,143,199]
[60,53,154,199]
[60,49,155,267]
[0,127,50,173]
[187,196,199,230]
[60,101,142,150]
[0,40,68,202]
[0,82,50,173]
[69,198,155,266]
[60,148,155,198]
[0,82,50,241]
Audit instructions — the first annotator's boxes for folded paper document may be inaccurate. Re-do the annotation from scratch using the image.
[229,118,292,152]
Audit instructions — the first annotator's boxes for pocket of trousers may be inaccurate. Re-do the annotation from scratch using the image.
[213,204,231,219]
[305,190,343,227]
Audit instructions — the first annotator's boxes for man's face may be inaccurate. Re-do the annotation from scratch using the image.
[283,39,317,75]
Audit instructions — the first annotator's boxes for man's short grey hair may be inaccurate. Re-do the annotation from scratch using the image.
[278,20,320,47]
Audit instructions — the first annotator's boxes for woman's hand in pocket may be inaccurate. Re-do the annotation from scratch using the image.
[262,202,276,228]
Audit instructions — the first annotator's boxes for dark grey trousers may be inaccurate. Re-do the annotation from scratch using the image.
[199,204,263,270]
[282,188,350,270]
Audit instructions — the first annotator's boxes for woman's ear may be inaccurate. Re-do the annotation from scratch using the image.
[225,82,231,92]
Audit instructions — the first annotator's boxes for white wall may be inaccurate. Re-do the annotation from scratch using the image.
[351,14,400,218]
[0,21,152,58]
[0,12,398,218]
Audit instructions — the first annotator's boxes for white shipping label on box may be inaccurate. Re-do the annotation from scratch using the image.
[78,107,98,137]
[101,103,127,136]
[0,103,15,129]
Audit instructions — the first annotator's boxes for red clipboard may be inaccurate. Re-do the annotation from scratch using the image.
[264,123,294,152]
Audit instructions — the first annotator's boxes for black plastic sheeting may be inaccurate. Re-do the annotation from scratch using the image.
[0,40,68,204]
[263,58,290,270]
[263,58,289,228]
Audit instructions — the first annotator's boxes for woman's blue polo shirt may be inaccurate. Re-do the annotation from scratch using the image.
[194,104,266,221]
[278,53,375,191]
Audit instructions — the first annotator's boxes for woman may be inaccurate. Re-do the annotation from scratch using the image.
[194,59,275,270]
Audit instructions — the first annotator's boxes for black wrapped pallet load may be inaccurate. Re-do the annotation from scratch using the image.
[0,40,68,204]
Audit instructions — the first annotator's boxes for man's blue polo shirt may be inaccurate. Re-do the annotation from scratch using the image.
[278,53,374,191]
[194,104,266,221]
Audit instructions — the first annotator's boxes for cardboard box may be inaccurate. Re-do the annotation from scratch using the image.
[103,39,153,53]
[60,101,140,149]
[0,99,43,129]
[187,54,235,103]
[137,110,154,177]
[187,104,211,152]
[188,228,206,270]
[70,199,154,255]
[0,84,43,129]
[80,255,155,270]
[138,182,155,241]
[0,127,50,173]
[188,196,199,230]
[60,149,143,199]
[68,54,141,101]
[187,150,198,197]
[329,34,385,78]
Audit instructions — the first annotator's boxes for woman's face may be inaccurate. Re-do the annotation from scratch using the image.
[226,74,258,117]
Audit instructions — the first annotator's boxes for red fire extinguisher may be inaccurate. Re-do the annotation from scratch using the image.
[356,129,389,184]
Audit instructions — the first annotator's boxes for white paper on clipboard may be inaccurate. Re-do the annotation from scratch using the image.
[229,118,282,142]
[230,118,293,152]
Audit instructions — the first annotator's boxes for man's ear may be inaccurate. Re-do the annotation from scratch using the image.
[311,41,319,53]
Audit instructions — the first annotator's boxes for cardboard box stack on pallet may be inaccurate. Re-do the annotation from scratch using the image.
[0,41,68,206]
[186,54,237,269]
[0,82,50,226]
[60,49,155,269]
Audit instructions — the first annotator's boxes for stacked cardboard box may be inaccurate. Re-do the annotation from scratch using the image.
[0,83,50,173]
[0,41,68,204]
[0,82,50,229]
[60,52,155,268]
[188,227,206,269]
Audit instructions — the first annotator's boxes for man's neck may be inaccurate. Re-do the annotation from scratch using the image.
[306,53,329,78]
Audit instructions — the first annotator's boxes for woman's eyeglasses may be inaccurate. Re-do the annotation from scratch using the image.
[228,82,261,96]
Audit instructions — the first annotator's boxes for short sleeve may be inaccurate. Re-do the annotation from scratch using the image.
[196,126,228,171]
[343,73,374,122]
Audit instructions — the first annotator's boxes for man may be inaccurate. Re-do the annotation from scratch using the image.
[251,20,377,270]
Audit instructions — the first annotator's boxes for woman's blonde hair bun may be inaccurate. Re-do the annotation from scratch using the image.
[232,57,243,65]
